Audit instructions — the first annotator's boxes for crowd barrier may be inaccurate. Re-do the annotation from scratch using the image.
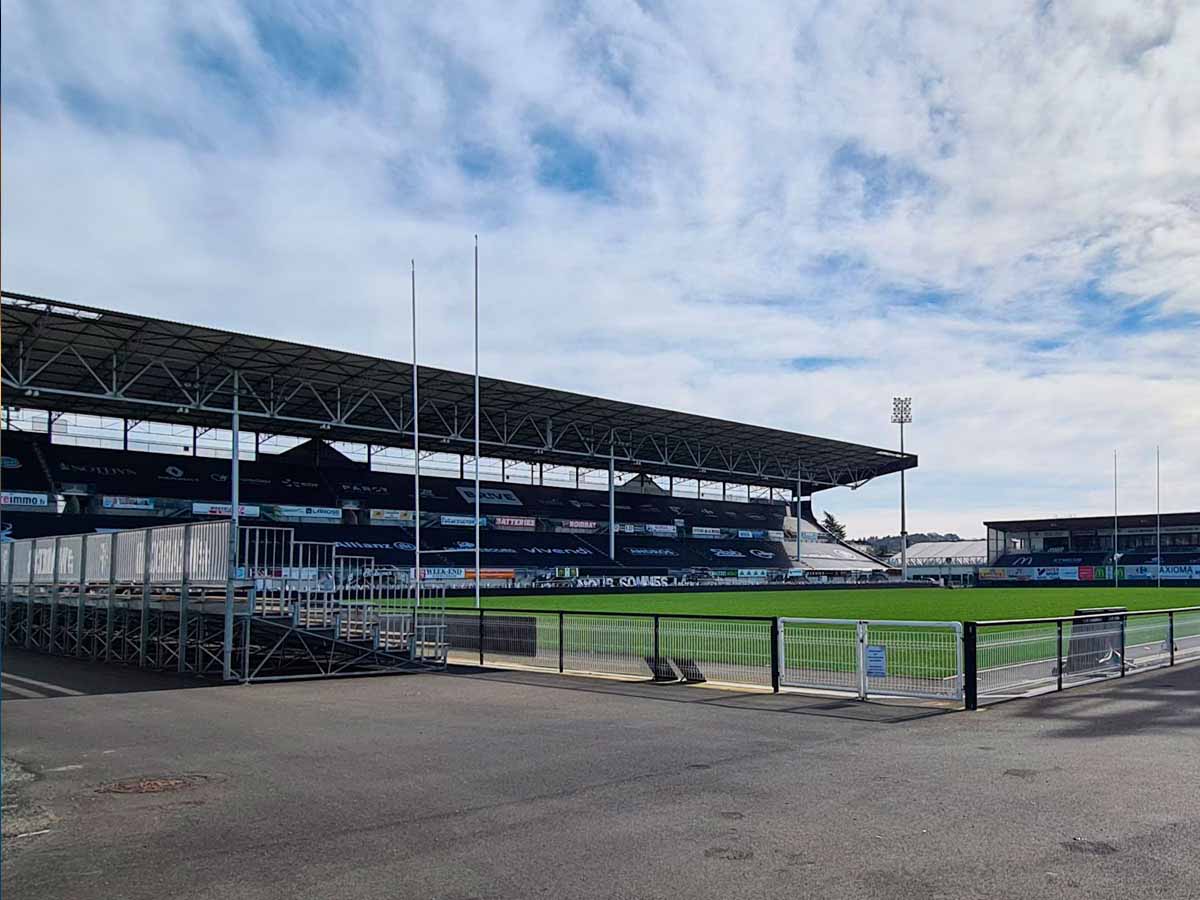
[964,606,1200,708]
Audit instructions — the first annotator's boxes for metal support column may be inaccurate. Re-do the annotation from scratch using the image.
[75,537,88,657]
[796,462,803,562]
[964,622,978,710]
[770,618,781,693]
[608,447,616,560]
[223,372,240,681]
[177,525,192,672]
[138,530,151,668]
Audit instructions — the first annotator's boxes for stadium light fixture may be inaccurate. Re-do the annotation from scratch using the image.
[892,397,912,582]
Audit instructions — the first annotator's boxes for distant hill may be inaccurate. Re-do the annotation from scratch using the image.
[853,532,963,558]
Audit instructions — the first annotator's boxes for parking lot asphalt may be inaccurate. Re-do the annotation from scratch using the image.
[3,648,1198,899]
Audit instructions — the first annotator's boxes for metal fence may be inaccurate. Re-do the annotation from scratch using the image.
[1,521,446,680]
[965,606,1200,708]
[443,610,959,700]
[779,618,962,701]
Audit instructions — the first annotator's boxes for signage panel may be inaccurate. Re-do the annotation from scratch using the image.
[369,508,416,523]
[0,491,49,508]
[102,496,155,510]
[192,502,260,518]
[277,505,342,520]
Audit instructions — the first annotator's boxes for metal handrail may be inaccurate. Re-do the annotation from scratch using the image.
[445,606,778,622]
[972,605,1200,627]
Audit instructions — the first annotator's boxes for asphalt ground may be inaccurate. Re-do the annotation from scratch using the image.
[2,648,1198,900]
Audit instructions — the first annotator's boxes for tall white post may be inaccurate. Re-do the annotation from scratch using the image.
[1156,445,1161,590]
[412,262,421,614]
[1113,449,1119,589]
[474,236,481,609]
[899,420,908,582]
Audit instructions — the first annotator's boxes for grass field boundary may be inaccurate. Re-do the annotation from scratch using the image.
[971,605,1200,626]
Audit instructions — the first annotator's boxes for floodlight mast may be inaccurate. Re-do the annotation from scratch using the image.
[891,397,912,582]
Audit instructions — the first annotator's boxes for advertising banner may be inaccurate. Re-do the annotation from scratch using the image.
[738,529,755,539]
[767,530,786,542]
[1162,564,1200,579]
[455,487,523,506]
[978,567,1007,580]
[692,526,722,539]
[102,496,156,510]
[1124,565,1156,580]
[369,508,415,523]
[645,523,678,537]
[421,567,465,580]
[1078,566,1094,581]
[278,505,342,521]
[561,519,597,531]
[0,491,49,508]
[192,502,261,518]
[737,568,771,579]
[465,569,516,581]
[440,515,486,527]
[493,515,536,530]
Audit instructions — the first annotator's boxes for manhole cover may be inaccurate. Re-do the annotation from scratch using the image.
[97,774,214,795]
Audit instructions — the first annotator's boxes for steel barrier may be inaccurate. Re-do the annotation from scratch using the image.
[441,609,960,701]
[965,606,1200,708]
[2,520,445,680]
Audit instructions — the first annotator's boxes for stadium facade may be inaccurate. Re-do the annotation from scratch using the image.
[982,513,1200,586]
[0,291,908,584]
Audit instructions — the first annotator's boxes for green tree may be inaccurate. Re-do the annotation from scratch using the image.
[821,511,847,541]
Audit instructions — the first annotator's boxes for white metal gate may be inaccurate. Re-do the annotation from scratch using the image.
[779,618,963,702]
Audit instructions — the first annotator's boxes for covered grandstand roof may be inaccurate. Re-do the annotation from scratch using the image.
[985,513,1200,531]
[890,540,987,565]
[1,291,916,491]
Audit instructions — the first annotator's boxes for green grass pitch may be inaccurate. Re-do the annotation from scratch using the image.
[446,586,1200,622]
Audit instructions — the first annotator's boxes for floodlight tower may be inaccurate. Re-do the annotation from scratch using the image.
[892,397,912,582]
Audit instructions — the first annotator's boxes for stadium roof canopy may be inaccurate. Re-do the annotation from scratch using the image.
[889,540,988,565]
[984,513,1200,531]
[1,291,916,492]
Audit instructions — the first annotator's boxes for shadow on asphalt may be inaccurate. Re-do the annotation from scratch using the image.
[442,664,956,723]
[1001,661,1200,739]
[1,648,219,700]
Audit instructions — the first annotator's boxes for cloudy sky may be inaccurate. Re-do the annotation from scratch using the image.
[3,0,1198,538]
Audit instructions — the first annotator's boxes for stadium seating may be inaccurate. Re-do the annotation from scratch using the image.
[1,430,54,492]
[992,552,1112,567]
[2,432,800,569]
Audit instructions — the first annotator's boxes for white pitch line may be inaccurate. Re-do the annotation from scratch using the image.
[1,672,84,696]
[1,679,50,700]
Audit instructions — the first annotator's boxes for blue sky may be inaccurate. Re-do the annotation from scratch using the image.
[2,0,1198,536]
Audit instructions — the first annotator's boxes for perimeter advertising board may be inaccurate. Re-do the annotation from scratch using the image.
[0,491,49,508]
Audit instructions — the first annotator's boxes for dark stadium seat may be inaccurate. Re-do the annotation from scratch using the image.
[1,430,55,492]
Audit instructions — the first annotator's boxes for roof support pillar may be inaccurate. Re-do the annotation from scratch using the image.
[796,463,803,563]
[608,448,615,561]
[223,370,240,682]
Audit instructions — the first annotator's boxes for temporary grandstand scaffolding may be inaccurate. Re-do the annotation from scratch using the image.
[0,520,447,682]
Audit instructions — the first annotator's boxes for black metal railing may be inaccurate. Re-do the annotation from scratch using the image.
[964,606,1200,709]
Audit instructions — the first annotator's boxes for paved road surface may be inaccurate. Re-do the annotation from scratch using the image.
[3,648,1198,899]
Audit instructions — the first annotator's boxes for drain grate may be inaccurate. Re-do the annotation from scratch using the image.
[97,774,213,795]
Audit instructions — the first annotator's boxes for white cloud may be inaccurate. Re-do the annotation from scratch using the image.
[2,0,1198,538]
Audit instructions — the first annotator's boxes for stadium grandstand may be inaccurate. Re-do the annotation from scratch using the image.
[982,513,1200,586]
[887,539,987,586]
[1,292,910,587]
